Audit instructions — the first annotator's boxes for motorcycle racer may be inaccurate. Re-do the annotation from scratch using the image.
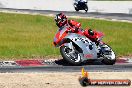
[54,13,81,31]
[84,29,101,45]
[75,0,88,3]
[54,13,100,45]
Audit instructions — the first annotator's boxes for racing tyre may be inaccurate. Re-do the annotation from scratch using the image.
[101,44,116,65]
[85,9,88,12]
[85,6,88,12]
[102,57,116,65]
[60,45,82,65]
[75,7,79,12]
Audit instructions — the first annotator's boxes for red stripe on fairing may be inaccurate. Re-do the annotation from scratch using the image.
[16,60,45,66]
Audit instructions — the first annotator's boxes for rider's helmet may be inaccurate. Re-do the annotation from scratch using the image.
[54,13,68,28]
[88,29,94,36]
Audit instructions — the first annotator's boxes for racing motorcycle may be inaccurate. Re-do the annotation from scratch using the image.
[73,0,88,12]
[53,25,116,65]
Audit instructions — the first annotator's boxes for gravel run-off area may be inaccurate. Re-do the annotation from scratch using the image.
[0,72,132,88]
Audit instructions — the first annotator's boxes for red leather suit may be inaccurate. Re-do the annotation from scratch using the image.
[68,20,98,42]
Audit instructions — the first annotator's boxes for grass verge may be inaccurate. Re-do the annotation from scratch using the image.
[0,12,132,60]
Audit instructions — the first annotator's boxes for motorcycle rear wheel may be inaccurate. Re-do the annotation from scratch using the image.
[101,44,116,65]
[60,45,82,65]
[102,57,116,65]
[85,9,88,12]
[85,6,88,12]
[75,7,79,11]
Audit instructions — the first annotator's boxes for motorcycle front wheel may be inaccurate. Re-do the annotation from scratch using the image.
[60,45,82,65]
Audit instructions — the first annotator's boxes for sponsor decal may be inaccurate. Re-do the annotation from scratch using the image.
[79,68,131,87]
[73,37,89,43]
[84,54,93,58]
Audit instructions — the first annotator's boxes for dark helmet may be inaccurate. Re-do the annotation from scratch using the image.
[54,13,68,28]
[88,29,94,36]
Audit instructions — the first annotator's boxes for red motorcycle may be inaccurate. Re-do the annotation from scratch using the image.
[53,25,116,65]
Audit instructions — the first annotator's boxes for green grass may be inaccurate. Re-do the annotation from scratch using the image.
[0,12,132,60]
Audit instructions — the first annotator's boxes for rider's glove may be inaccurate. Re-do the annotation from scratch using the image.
[73,26,79,32]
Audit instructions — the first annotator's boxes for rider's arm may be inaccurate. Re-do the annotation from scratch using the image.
[68,20,81,32]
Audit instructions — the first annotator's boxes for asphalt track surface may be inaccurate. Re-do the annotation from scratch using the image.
[0,8,132,21]
[0,64,132,73]
[0,8,132,72]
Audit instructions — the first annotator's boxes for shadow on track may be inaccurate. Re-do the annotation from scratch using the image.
[55,59,105,66]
